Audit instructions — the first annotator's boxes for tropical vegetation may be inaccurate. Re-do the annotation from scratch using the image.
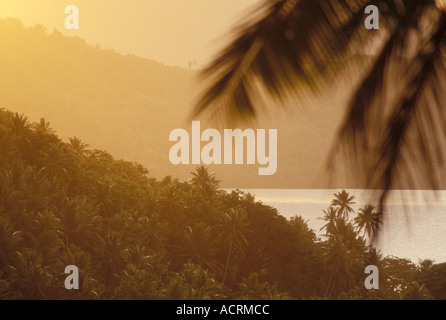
[0,108,444,300]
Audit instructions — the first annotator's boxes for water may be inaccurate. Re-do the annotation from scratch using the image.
[237,189,446,264]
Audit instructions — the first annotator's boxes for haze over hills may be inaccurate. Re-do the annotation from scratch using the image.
[0,18,353,188]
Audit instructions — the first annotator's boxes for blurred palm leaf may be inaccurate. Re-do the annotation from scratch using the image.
[195,0,446,213]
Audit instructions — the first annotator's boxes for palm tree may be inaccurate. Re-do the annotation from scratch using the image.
[365,247,383,267]
[190,166,220,197]
[179,262,224,300]
[8,113,31,140]
[171,223,220,273]
[324,235,357,297]
[159,184,184,220]
[8,113,33,158]
[69,136,89,156]
[32,118,54,135]
[55,197,98,253]
[5,250,56,299]
[0,218,22,269]
[94,232,125,289]
[93,182,116,219]
[217,207,250,287]
[354,204,382,238]
[0,126,13,165]
[37,144,77,181]
[194,0,446,217]
[331,190,356,220]
[318,206,338,235]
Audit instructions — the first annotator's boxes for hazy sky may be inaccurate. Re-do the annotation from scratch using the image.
[0,0,260,67]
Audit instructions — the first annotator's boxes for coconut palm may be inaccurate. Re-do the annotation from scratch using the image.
[354,204,382,237]
[318,206,338,235]
[93,182,116,219]
[94,232,125,289]
[32,118,54,135]
[54,197,98,253]
[179,262,224,300]
[365,247,383,267]
[159,184,184,220]
[5,250,56,299]
[324,234,358,297]
[0,126,13,165]
[195,0,446,217]
[190,165,220,197]
[8,113,31,140]
[171,223,220,273]
[37,144,77,181]
[331,190,356,220]
[69,136,89,156]
[0,218,22,268]
[217,207,250,287]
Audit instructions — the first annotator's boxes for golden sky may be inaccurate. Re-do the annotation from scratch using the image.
[0,0,259,67]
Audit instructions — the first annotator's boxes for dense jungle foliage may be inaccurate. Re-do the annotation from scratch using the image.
[0,109,445,300]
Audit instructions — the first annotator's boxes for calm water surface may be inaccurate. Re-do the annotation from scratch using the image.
[235,189,446,263]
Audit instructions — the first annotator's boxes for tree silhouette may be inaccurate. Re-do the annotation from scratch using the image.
[354,204,382,238]
[69,137,89,156]
[318,206,338,235]
[365,247,383,267]
[324,234,357,297]
[190,165,220,198]
[331,190,356,220]
[32,118,54,136]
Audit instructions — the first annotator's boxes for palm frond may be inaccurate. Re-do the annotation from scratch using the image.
[194,0,371,120]
[194,0,446,225]
[339,4,446,212]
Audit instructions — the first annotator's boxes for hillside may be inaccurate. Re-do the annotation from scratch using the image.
[0,18,353,188]
[1,107,443,300]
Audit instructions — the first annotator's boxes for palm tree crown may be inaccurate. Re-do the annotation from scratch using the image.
[354,204,382,238]
[331,190,356,220]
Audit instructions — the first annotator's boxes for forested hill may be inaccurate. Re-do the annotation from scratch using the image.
[0,17,353,189]
[1,108,444,299]
[0,18,197,184]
